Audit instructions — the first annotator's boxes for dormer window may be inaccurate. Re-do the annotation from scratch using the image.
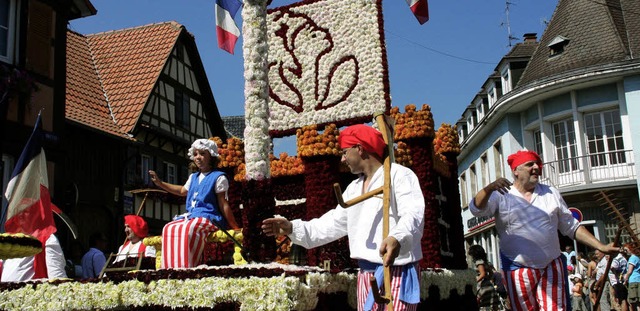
[548,35,570,57]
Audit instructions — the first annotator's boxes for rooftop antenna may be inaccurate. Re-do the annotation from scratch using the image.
[503,1,518,47]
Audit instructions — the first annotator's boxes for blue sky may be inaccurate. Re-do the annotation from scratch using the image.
[70,0,557,154]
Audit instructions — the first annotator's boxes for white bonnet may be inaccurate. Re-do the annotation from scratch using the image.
[188,139,219,160]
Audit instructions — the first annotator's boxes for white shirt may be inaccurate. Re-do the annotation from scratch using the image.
[289,164,425,265]
[113,240,156,262]
[470,183,580,269]
[1,235,67,282]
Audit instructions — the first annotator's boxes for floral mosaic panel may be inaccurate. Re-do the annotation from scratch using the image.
[267,0,390,136]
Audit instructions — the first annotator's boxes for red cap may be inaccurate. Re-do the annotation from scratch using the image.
[124,215,148,238]
[507,150,543,171]
[338,124,386,158]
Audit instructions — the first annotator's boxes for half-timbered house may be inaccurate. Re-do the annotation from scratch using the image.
[65,22,227,250]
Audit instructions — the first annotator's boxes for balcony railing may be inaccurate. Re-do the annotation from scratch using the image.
[539,150,637,189]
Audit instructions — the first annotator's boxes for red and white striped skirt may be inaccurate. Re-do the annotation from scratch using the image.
[161,217,217,269]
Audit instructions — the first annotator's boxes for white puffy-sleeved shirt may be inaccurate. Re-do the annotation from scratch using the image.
[114,240,156,262]
[289,163,425,265]
[469,183,580,269]
[1,234,67,282]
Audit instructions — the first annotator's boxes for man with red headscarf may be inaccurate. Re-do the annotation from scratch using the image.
[262,124,425,311]
[113,215,155,263]
[470,150,618,310]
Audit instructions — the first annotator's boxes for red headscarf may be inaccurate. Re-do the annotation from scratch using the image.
[338,124,386,158]
[507,150,543,171]
[124,215,148,238]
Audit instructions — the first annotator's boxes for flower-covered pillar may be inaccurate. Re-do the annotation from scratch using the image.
[434,124,467,269]
[392,104,442,268]
[298,125,353,269]
[241,0,275,262]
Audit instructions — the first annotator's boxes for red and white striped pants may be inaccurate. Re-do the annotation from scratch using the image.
[357,264,419,311]
[161,217,217,269]
[505,256,568,311]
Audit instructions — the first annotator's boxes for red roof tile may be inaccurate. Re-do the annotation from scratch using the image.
[66,22,184,139]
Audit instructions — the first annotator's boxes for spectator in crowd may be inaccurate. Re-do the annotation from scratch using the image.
[623,243,640,311]
[565,245,577,271]
[468,244,501,311]
[81,232,107,278]
[572,274,588,311]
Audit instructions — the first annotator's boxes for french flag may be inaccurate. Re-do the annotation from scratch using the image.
[1,113,56,278]
[406,0,429,25]
[215,0,243,54]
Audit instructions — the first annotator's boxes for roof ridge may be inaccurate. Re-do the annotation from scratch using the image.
[83,32,122,132]
[86,20,183,37]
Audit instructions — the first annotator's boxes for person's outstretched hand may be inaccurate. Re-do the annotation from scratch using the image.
[261,217,293,237]
[485,178,512,195]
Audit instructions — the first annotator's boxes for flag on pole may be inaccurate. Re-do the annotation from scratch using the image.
[215,0,243,54]
[1,112,56,278]
[406,0,429,25]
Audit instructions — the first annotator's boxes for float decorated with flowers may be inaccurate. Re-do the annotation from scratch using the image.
[0,0,477,309]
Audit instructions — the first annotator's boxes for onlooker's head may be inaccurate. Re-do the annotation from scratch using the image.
[88,232,108,251]
[124,215,149,243]
[467,244,488,261]
[571,274,582,284]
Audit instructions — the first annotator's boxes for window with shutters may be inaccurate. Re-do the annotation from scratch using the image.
[0,0,17,64]
[25,0,53,76]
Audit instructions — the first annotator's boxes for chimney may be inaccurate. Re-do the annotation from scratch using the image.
[523,33,537,43]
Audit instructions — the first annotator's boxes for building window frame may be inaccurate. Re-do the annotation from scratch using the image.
[0,0,17,64]
[163,161,177,184]
[584,109,625,166]
[141,154,151,185]
[553,119,579,173]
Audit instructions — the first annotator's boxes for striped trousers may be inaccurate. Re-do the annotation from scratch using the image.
[505,256,568,311]
[161,217,217,269]
[357,264,419,311]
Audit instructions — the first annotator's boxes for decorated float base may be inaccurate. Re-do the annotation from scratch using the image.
[0,263,477,311]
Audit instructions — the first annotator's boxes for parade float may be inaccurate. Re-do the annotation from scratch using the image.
[0,0,477,310]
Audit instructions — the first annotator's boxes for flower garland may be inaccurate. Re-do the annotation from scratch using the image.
[0,266,476,310]
[0,233,42,260]
[266,0,390,137]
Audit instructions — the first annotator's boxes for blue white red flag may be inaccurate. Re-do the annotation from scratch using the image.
[406,0,429,25]
[1,113,56,278]
[215,0,243,54]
